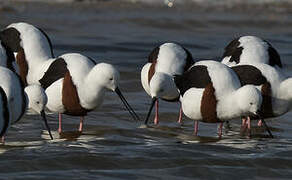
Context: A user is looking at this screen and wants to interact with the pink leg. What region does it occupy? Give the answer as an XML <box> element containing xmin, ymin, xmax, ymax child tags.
<box><xmin>0</xmin><ymin>136</ymin><xmax>4</xmax><ymax>144</ymax></box>
<box><xmin>58</xmin><ymin>113</ymin><xmax>62</xmax><ymax>134</ymax></box>
<box><xmin>177</xmin><ymin>106</ymin><xmax>183</xmax><ymax>124</ymax></box>
<box><xmin>258</xmin><ymin>120</ymin><xmax>263</xmax><ymax>127</ymax></box>
<box><xmin>154</xmin><ymin>99</ymin><xmax>159</xmax><ymax>125</ymax></box>
<box><xmin>247</xmin><ymin>116</ymin><xmax>251</xmax><ymax>137</ymax></box>
<box><xmin>218</xmin><ymin>122</ymin><xmax>223</xmax><ymax>138</ymax></box>
<box><xmin>242</xmin><ymin>117</ymin><xmax>247</xmax><ymax>127</ymax></box>
<box><xmin>193</xmin><ymin>120</ymin><xmax>199</xmax><ymax>136</ymax></box>
<box><xmin>79</xmin><ymin>116</ymin><xmax>84</xmax><ymax>132</ymax></box>
<box><xmin>240</xmin><ymin>117</ymin><xmax>247</xmax><ymax>134</ymax></box>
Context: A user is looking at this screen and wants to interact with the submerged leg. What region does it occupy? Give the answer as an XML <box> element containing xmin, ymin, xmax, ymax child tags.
<box><xmin>194</xmin><ymin>120</ymin><xmax>199</xmax><ymax>136</ymax></box>
<box><xmin>247</xmin><ymin>116</ymin><xmax>251</xmax><ymax>137</ymax></box>
<box><xmin>218</xmin><ymin>122</ymin><xmax>223</xmax><ymax>138</ymax></box>
<box><xmin>58</xmin><ymin>113</ymin><xmax>62</xmax><ymax>134</ymax></box>
<box><xmin>0</xmin><ymin>136</ymin><xmax>4</xmax><ymax>144</ymax></box>
<box><xmin>257</xmin><ymin>120</ymin><xmax>263</xmax><ymax>127</ymax></box>
<box><xmin>79</xmin><ymin>116</ymin><xmax>84</xmax><ymax>132</ymax></box>
<box><xmin>240</xmin><ymin>117</ymin><xmax>247</xmax><ymax>135</ymax></box>
<box><xmin>177</xmin><ymin>105</ymin><xmax>183</xmax><ymax>124</ymax></box>
<box><xmin>154</xmin><ymin>99</ymin><xmax>159</xmax><ymax>125</ymax></box>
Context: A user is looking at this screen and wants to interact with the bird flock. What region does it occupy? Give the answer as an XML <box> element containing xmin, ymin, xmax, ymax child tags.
<box><xmin>0</xmin><ymin>22</ymin><xmax>291</xmax><ymax>143</ymax></box>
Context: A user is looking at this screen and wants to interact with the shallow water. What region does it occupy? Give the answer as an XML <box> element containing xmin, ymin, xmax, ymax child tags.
<box><xmin>0</xmin><ymin>1</ymin><xmax>292</xmax><ymax>179</ymax></box>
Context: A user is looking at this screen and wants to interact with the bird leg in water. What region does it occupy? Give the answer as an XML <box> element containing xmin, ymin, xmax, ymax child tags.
<box><xmin>154</xmin><ymin>99</ymin><xmax>159</xmax><ymax>125</ymax></box>
<box><xmin>79</xmin><ymin>116</ymin><xmax>84</xmax><ymax>132</ymax></box>
<box><xmin>0</xmin><ymin>136</ymin><xmax>4</xmax><ymax>144</ymax></box>
<box><xmin>240</xmin><ymin>117</ymin><xmax>247</xmax><ymax>135</ymax></box>
<box><xmin>257</xmin><ymin>120</ymin><xmax>263</xmax><ymax>127</ymax></box>
<box><xmin>177</xmin><ymin>105</ymin><xmax>183</xmax><ymax>124</ymax></box>
<box><xmin>58</xmin><ymin>113</ymin><xmax>62</xmax><ymax>134</ymax></box>
<box><xmin>218</xmin><ymin>122</ymin><xmax>223</xmax><ymax>138</ymax></box>
<box><xmin>193</xmin><ymin>120</ymin><xmax>199</xmax><ymax>136</ymax></box>
<box><xmin>247</xmin><ymin>116</ymin><xmax>251</xmax><ymax>137</ymax></box>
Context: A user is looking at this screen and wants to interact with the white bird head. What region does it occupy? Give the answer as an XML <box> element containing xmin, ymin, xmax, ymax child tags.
<box><xmin>236</xmin><ymin>85</ymin><xmax>263</xmax><ymax>116</ymax></box>
<box><xmin>149</xmin><ymin>72</ymin><xmax>179</xmax><ymax>99</ymax></box>
<box><xmin>24</xmin><ymin>84</ymin><xmax>53</xmax><ymax>139</ymax></box>
<box><xmin>24</xmin><ymin>84</ymin><xmax>48</xmax><ymax>114</ymax></box>
<box><xmin>92</xmin><ymin>63</ymin><xmax>120</xmax><ymax>92</ymax></box>
<box><xmin>89</xmin><ymin>63</ymin><xmax>139</xmax><ymax>121</ymax></box>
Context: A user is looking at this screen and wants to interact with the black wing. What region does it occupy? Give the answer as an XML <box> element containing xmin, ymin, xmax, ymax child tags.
<box><xmin>222</xmin><ymin>37</ymin><xmax>243</xmax><ymax>64</ymax></box>
<box><xmin>265</xmin><ymin>41</ymin><xmax>282</xmax><ymax>68</ymax></box>
<box><xmin>0</xmin><ymin>27</ymin><xmax>22</xmax><ymax>52</ymax></box>
<box><xmin>39</xmin><ymin>57</ymin><xmax>68</xmax><ymax>89</ymax></box>
<box><xmin>183</xmin><ymin>47</ymin><xmax>195</xmax><ymax>71</ymax></box>
<box><xmin>174</xmin><ymin>65</ymin><xmax>212</xmax><ymax>96</ymax></box>
<box><xmin>231</xmin><ymin>65</ymin><xmax>267</xmax><ymax>86</ymax></box>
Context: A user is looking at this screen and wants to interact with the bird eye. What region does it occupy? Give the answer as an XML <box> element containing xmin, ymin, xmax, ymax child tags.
<box><xmin>36</xmin><ymin>101</ymin><xmax>40</xmax><ymax>104</ymax></box>
<box><xmin>109</xmin><ymin>78</ymin><xmax>113</xmax><ymax>81</ymax></box>
<box><xmin>250</xmin><ymin>102</ymin><xmax>253</xmax><ymax>105</ymax></box>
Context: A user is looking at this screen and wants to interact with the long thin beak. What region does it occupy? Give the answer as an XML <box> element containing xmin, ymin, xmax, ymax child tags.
<box><xmin>115</xmin><ymin>87</ymin><xmax>140</xmax><ymax>121</ymax></box>
<box><xmin>40</xmin><ymin>110</ymin><xmax>53</xmax><ymax>140</ymax></box>
<box><xmin>255</xmin><ymin>110</ymin><xmax>273</xmax><ymax>138</ymax></box>
<box><xmin>144</xmin><ymin>97</ymin><xmax>157</xmax><ymax>125</ymax></box>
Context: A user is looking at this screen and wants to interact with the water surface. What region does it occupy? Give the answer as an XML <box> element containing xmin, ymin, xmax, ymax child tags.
<box><xmin>0</xmin><ymin>1</ymin><xmax>292</xmax><ymax>179</ymax></box>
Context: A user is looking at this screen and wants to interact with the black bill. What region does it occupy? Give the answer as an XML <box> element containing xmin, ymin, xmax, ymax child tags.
<box><xmin>41</xmin><ymin>110</ymin><xmax>53</xmax><ymax>140</ymax></box>
<box><xmin>115</xmin><ymin>87</ymin><xmax>140</xmax><ymax>121</ymax></box>
<box><xmin>255</xmin><ymin>111</ymin><xmax>273</xmax><ymax>138</ymax></box>
<box><xmin>144</xmin><ymin>97</ymin><xmax>157</xmax><ymax>125</ymax></box>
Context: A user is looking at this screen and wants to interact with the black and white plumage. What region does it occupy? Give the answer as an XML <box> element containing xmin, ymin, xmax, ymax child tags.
<box><xmin>231</xmin><ymin>63</ymin><xmax>292</xmax><ymax>119</ymax></box>
<box><xmin>174</xmin><ymin>60</ymin><xmax>264</xmax><ymax>137</ymax></box>
<box><xmin>0</xmin><ymin>22</ymin><xmax>139</xmax><ymax>134</ymax></box>
<box><xmin>0</xmin><ymin>67</ymin><xmax>52</xmax><ymax>142</ymax></box>
<box><xmin>141</xmin><ymin>42</ymin><xmax>194</xmax><ymax>125</ymax></box>
<box><xmin>221</xmin><ymin>36</ymin><xmax>282</xmax><ymax>68</ymax></box>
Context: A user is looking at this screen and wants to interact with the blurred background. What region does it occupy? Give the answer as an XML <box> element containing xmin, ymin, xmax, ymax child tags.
<box><xmin>0</xmin><ymin>0</ymin><xmax>292</xmax><ymax>179</ymax></box>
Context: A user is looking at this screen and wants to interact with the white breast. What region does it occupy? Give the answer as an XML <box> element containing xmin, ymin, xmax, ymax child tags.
<box><xmin>181</xmin><ymin>88</ymin><xmax>204</xmax><ymax>120</ymax></box>
<box><xmin>45</xmin><ymin>78</ymin><xmax>65</xmax><ymax>113</ymax></box>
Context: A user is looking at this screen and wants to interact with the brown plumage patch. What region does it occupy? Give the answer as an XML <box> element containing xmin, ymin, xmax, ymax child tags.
<box><xmin>200</xmin><ymin>83</ymin><xmax>220</xmax><ymax>123</ymax></box>
<box><xmin>62</xmin><ymin>71</ymin><xmax>90</xmax><ymax>116</ymax></box>
<box><xmin>16</xmin><ymin>48</ymin><xmax>28</xmax><ymax>86</ymax></box>
<box><xmin>261</xmin><ymin>82</ymin><xmax>274</xmax><ymax>118</ymax></box>
<box><xmin>147</xmin><ymin>46</ymin><xmax>159</xmax><ymax>84</ymax></box>
<box><xmin>148</xmin><ymin>62</ymin><xmax>156</xmax><ymax>83</ymax></box>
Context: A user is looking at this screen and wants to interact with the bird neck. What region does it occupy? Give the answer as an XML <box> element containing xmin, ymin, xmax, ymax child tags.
<box><xmin>80</xmin><ymin>69</ymin><xmax>107</xmax><ymax>110</ymax></box>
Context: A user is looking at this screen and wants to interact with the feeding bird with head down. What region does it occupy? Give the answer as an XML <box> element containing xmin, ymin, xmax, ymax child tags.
<box><xmin>0</xmin><ymin>22</ymin><xmax>140</xmax><ymax>134</ymax></box>
<box><xmin>0</xmin><ymin>66</ymin><xmax>52</xmax><ymax>143</ymax></box>
<box><xmin>221</xmin><ymin>35</ymin><xmax>284</xmax><ymax>135</ymax></box>
<box><xmin>141</xmin><ymin>42</ymin><xmax>194</xmax><ymax>125</ymax></box>
<box><xmin>230</xmin><ymin>63</ymin><xmax>292</xmax><ymax>136</ymax></box>
<box><xmin>174</xmin><ymin>60</ymin><xmax>272</xmax><ymax>138</ymax></box>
